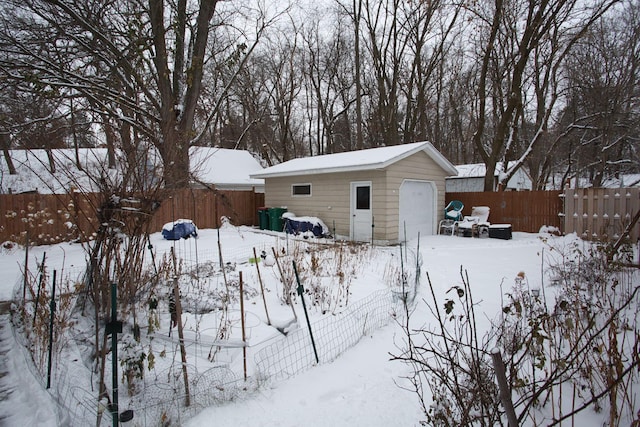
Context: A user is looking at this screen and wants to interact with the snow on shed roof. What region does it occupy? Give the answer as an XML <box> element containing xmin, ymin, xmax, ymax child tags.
<box><xmin>190</xmin><ymin>147</ymin><xmax>264</xmax><ymax>187</ymax></box>
<box><xmin>250</xmin><ymin>141</ymin><xmax>457</xmax><ymax>179</ymax></box>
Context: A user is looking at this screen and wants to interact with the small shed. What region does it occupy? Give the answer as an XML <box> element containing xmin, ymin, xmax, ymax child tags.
<box><xmin>250</xmin><ymin>141</ymin><xmax>457</xmax><ymax>243</ymax></box>
<box><xmin>446</xmin><ymin>162</ymin><xmax>532</xmax><ymax>192</ymax></box>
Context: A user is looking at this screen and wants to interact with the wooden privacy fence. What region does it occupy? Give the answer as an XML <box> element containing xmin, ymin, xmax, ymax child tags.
<box><xmin>446</xmin><ymin>191</ymin><xmax>563</xmax><ymax>233</ymax></box>
<box><xmin>562</xmin><ymin>188</ymin><xmax>640</xmax><ymax>242</ymax></box>
<box><xmin>0</xmin><ymin>191</ymin><xmax>99</xmax><ymax>245</ymax></box>
<box><xmin>148</xmin><ymin>188</ymin><xmax>264</xmax><ymax>232</ymax></box>
<box><xmin>447</xmin><ymin>188</ymin><xmax>640</xmax><ymax>242</ymax></box>
<box><xmin>0</xmin><ymin>188</ymin><xmax>264</xmax><ymax>245</ymax></box>
<box><xmin>4</xmin><ymin>188</ymin><xmax>636</xmax><ymax>245</ymax></box>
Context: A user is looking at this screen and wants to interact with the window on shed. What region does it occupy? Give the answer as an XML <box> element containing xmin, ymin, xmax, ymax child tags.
<box><xmin>356</xmin><ymin>185</ymin><xmax>370</xmax><ymax>209</ymax></box>
<box><xmin>292</xmin><ymin>183</ymin><xmax>312</xmax><ymax>196</ymax></box>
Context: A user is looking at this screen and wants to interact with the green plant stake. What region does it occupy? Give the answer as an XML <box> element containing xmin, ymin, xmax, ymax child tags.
<box><xmin>22</xmin><ymin>229</ymin><xmax>29</xmax><ymax>302</ymax></box>
<box><xmin>105</xmin><ymin>283</ymin><xmax>123</xmax><ymax>426</ymax></box>
<box><xmin>46</xmin><ymin>269</ymin><xmax>56</xmax><ymax>390</ymax></box>
<box><xmin>293</xmin><ymin>261</ymin><xmax>319</xmax><ymax>364</ymax></box>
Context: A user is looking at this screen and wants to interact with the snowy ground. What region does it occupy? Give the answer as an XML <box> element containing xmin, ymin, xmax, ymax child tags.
<box><xmin>0</xmin><ymin>227</ymin><xmax>628</xmax><ymax>426</ymax></box>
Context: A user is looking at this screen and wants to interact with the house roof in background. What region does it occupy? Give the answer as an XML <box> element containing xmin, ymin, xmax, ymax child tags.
<box><xmin>1</xmin><ymin>148</ymin><xmax>112</xmax><ymax>194</ymax></box>
<box><xmin>1</xmin><ymin>147</ymin><xmax>264</xmax><ymax>194</ymax></box>
<box><xmin>447</xmin><ymin>162</ymin><xmax>529</xmax><ymax>179</ymax></box>
<box><xmin>250</xmin><ymin>141</ymin><xmax>457</xmax><ymax>179</ymax></box>
<box><xmin>190</xmin><ymin>147</ymin><xmax>264</xmax><ymax>188</ymax></box>
<box><xmin>601</xmin><ymin>174</ymin><xmax>640</xmax><ymax>188</ymax></box>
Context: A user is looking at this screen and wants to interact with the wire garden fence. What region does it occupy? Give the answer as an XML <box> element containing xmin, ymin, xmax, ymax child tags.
<box><xmin>255</xmin><ymin>289</ymin><xmax>400</xmax><ymax>382</ymax></box>
<box><xmin>10</xmin><ymin>239</ymin><xmax>408</xmax><ymax>426</ymax></box>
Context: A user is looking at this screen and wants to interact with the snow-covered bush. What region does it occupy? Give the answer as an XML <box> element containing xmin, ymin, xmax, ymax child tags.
<box><xmin>279</xmin><ymin>241</ymin><xmax>374</xmax><ymax>314</ymax></box>
<box><xmin>393</xmin><ymin>238</ymin><xmax>640</xmax><ymax>426</ymax></box>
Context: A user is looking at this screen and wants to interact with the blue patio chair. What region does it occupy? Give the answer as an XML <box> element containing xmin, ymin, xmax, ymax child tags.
<box><xmin>444</xmin><ymin>200</ymin><xmax>464</xmax><ymax>221</ymax></box>
<box><xmin>438</xmin><ymin>200</ymin><xmax>464</xmax><ymax>235</ymax></box>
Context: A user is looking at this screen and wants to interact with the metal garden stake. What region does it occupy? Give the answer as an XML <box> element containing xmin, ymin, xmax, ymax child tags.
<box><xmin>46</xmin><ymin>269</ymin><xmax>56</xmax><ymax>390</ymax></box>
<box><xmin>293</xmin><ymin>261</ymin><xmax>319</xmax><ymax>364</ymax></box>
<box><xmin>105</xmin><ymin>283</ymin><xmax>122</xmax><ymax>426</ymax></box>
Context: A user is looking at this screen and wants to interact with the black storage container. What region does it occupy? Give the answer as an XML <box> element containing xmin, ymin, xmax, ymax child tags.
<box><xmin>488</xmin><ymin>224</ymin><xmax>512</xmax><ymax>240</ymax></box>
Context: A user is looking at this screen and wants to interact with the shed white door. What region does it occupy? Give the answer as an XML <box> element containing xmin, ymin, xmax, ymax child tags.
<box><xmin>350</xmin><ymin>181</ymin><xmax>372</xmax><ymax>241</ymax></box>
<box><xmin>399</xmin><ymin>180</ymin><xmax>435</xmax><ymax>241</ymax></box>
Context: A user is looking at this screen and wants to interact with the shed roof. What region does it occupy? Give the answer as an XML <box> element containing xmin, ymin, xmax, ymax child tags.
<box><xmin>251</xmin><ymin>141</ymin><xmax>457</xmax><ymax>178</ymax></box>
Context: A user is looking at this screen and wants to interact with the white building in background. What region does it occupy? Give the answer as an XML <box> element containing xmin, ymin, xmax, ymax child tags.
<box><xmin>601</xmin><ymin>174</ymin><xmax>640</xmax><ymax>188</ymax></box>
<box><xmin>446</xmin><ymin>162</ymin><xmax>533</xmax><ymax>192</ymax></box>
<box><xmin>1</xmin><ymin>146</ymin><xmax>265</xmax><ymax>194</ymax></box>
<box><xmin>189</xmin><ymin>146</ymin><xmax>265</xmax><ymax>192</ymax></box>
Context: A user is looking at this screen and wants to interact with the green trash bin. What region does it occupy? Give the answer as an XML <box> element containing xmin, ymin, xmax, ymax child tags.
<box><xmin>257</xmin><ymin>207</ymin><xmax>270</xmax><ymax>230</ymax></box>
<box><xmin>268</xmin><ymin>207</ymin><xmax>287</xmax><ymax>232</ymax></box>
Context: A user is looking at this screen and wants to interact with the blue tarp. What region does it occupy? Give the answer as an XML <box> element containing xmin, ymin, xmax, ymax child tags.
<box><xmin>284</xmin><ymin>217</ymin><xmax>328</xmax><ymax>238</ymax></box>
<box><xmin>162</xmin><ymin>219</ymin><xmax>198</xmax><ymax>240</ymax></box>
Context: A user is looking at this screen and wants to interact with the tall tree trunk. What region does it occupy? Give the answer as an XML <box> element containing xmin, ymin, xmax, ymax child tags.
<box><xmin>472</xmin><ymin>0</ymin><xmax>502</xmax><ymax>191</ymax></box>
<box><xmin>70</xmin><ymin>97</ymin><xmax>82</xmax><ymax>170</ymax></box>
<box><xmin>1</xmin><ymin>133</ymin><xmax>16</xmax><ymax>175</ymax></box>
<box><xmin>149</xmin><ymin>0</ymin><xmax>218</xmax><ymax>189</ymax></box>
<box><xmin>46</xmin><ymin>148</ymin><xmax>56</xmax><ymax>174</ymax></box>
<box><xmin>353</xmin><ymin>0</ymin><xmax>364</xmax><ymax>150</ymax></box>
<box><xmin>484</xmin><ymin>159</ymin><xmax>496</xmax><ymax>191</ymax></box>
<box><xmin>161</xmin><ymin>129</ymin><xmax>190</xmax><ymax>190</ymax></box>
<box><xmin>102</xmin><ymin>117</ymin><xmax>117</xmax><ymax>169</ymax></box>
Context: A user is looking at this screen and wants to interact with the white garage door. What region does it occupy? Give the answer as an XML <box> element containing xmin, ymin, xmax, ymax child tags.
<box><xmin>399</xmin><ymin>180</ymin><xmax>435</xmax><ymax>242</ymax></box>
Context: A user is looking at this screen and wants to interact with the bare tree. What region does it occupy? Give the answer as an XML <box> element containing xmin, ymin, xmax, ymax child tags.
<box><xmin>398</xmin><ymin>0</ymin><xmax>462</xmax><ymax>147</ymax></box>
<box><xmin>221</xmin><ymin>53</ymin><xmax>280</xmax><ymax>164</ymax></box>
<box><xmin>335</xmin><ymin>0</ymin><xmax>365</xmax><ymax>150</ymax></box>
<box><xmin>361</xmin><ymin>0</ymin><xmax>404</xmax><ymax>147</ymax></box>
<box><xmin>0</xmin><ymin>0</ymin><xmax>273</xmax><ymax>189</ymax></box>
<box><xmin>558</xmin><ymin>3</ymin><xmax>640</xmax><ymax>187</ymax></box>
<box><xmin>468</xmin><ymin>0</ymin><xmax>619</xmax><ymax>191</ymax></box>
<box><xmin>433</xmin><ymin>47</ymin><xmax>478</xmax><ymax>164</ymax></box>
<box><xmin>303</xmin><ymin>13</ymin><xmax>358</xmax><ymax>154</ymax></box>
<box><xmin>352</xmin><ymin>0</ymin><xmax>365</xmax><ymax>150</ymax></box>
<box><xmin>339</xmin><ymin>0</ymin><xmax>463</xmax><ymax>150</ymax></box>
<box><xmin>261</xmin><ymin>28</ymin><xmax>305</xmax><ymax>162</ymax></box>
